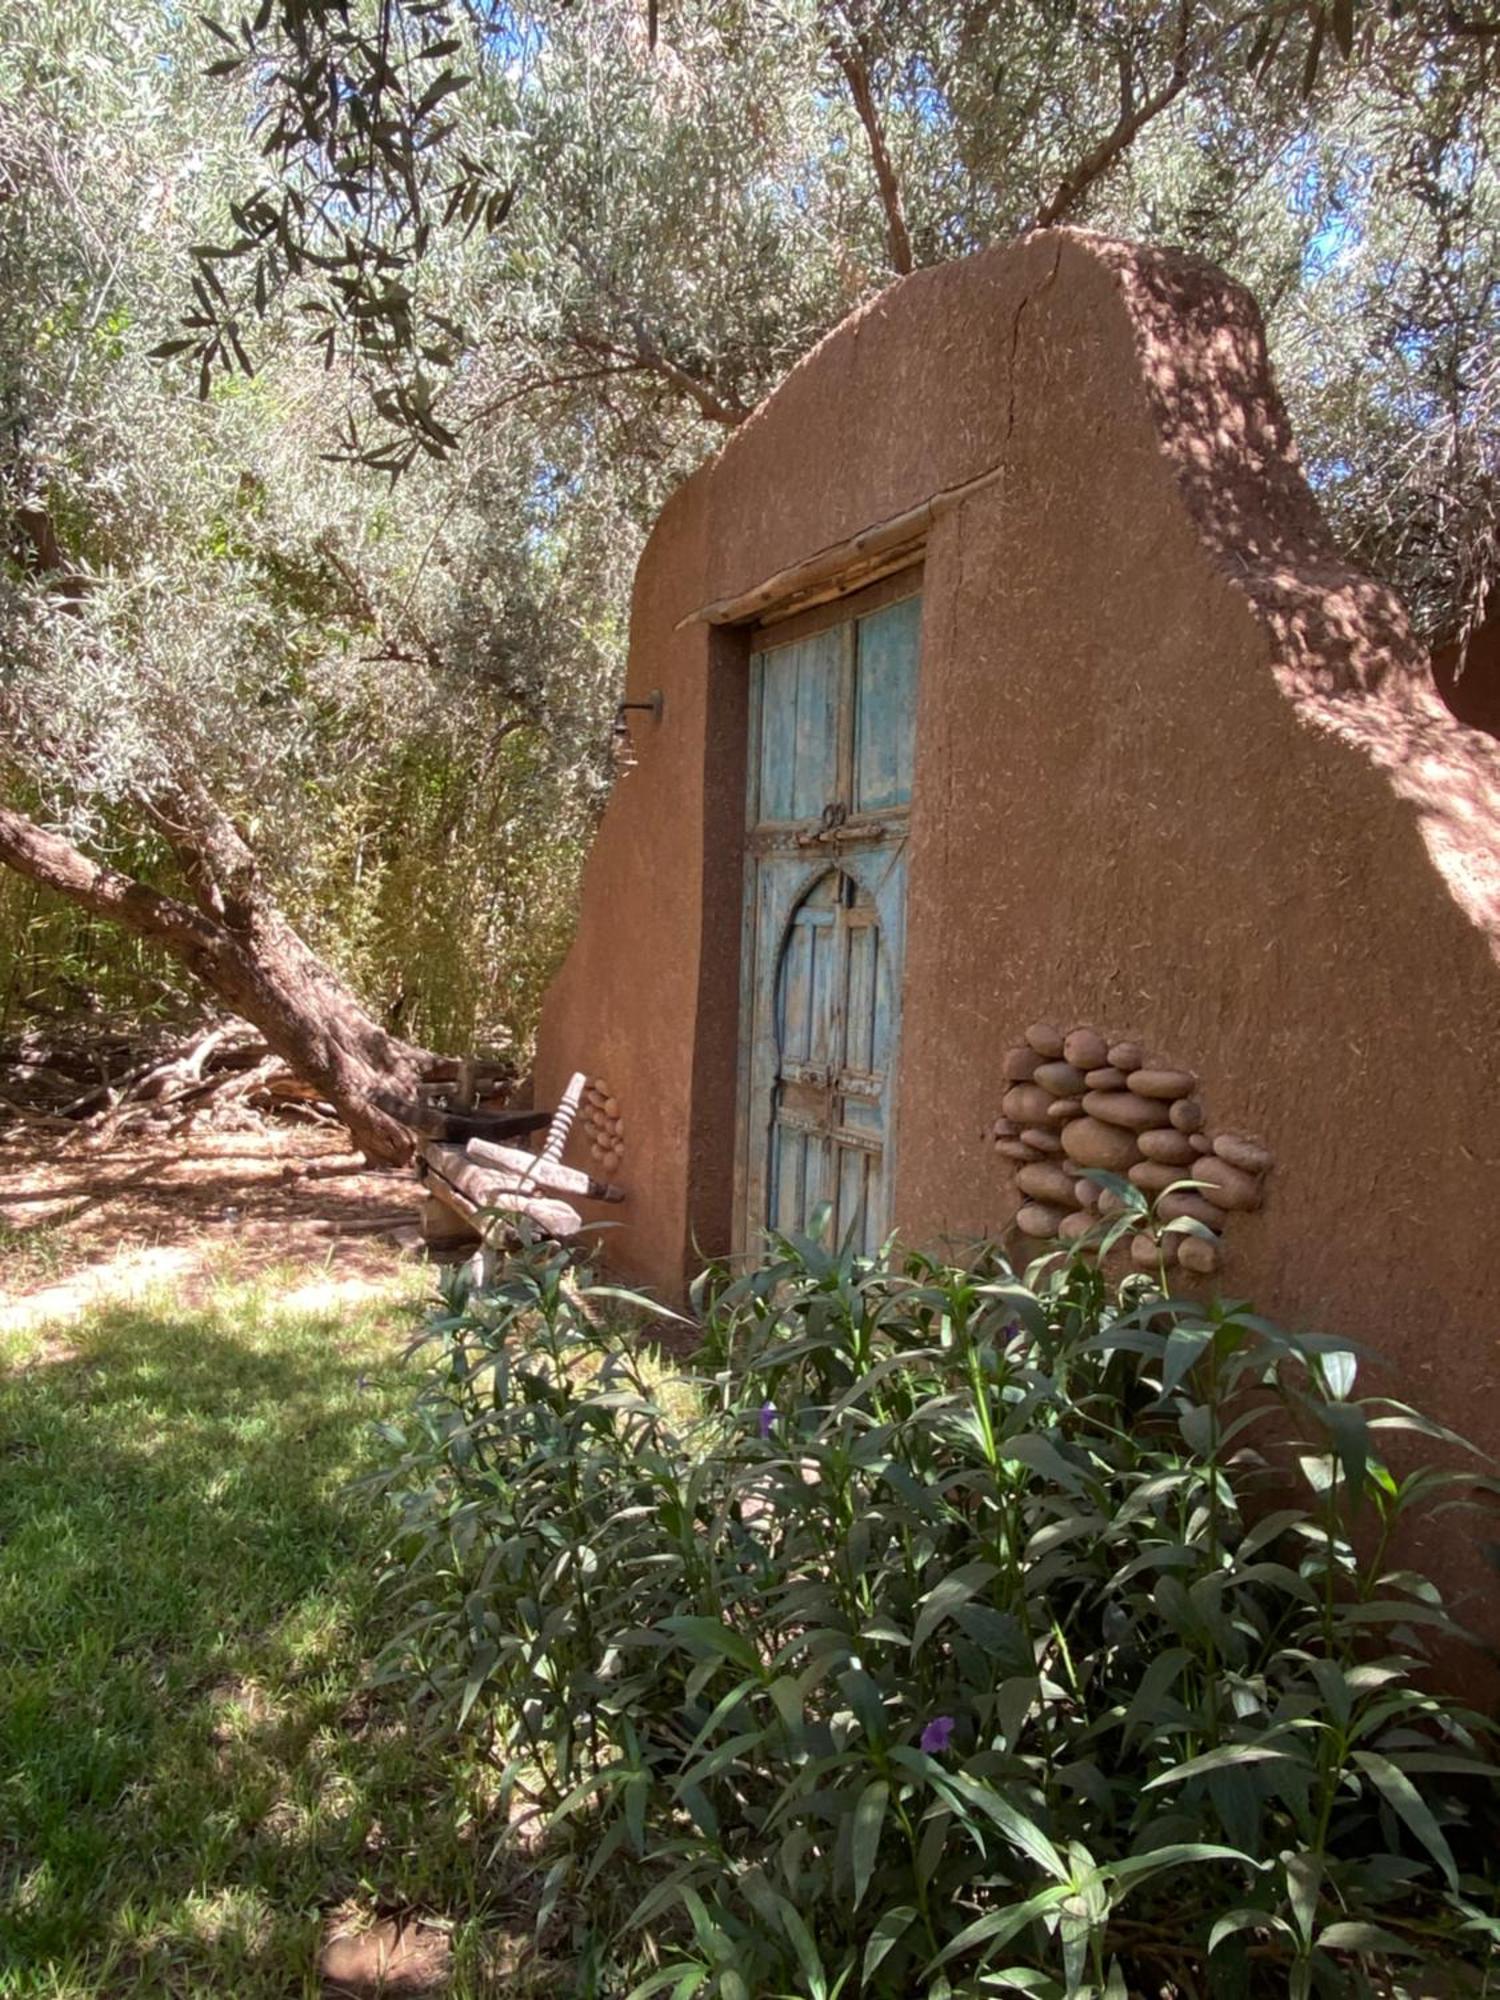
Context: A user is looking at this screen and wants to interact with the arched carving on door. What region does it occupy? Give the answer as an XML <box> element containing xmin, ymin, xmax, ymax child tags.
<box><xmin>765</xmin><ymin>865</ymin><xmax>894</xmax><ymax>1251</ymax></box>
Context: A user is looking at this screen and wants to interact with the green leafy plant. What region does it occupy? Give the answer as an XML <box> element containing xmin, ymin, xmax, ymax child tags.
<box><xmin>370</xmin><ymin>1214</ymin><xmax>1500</xmax><ymax>1997</ymax></box>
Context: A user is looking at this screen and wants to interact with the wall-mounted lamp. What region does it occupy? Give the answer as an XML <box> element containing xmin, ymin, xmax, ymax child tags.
<box><xmin>611</xmin><ymin>688</ymin><xmax>664</xmax><ymax>769</ymax></box>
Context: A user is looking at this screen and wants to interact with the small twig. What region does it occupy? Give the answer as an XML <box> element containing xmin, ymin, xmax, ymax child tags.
<box><xmin>288</xmin><ymin>1156</ymin><xmax>405</xmax><ymax>1181</ymax></box>
<box><xmin>0</xmin><ymin>1094</ymin><xmax>74</xmax><ymax>1131</ymax></box>
<box><xmin>564</xmin><ymin>244</ymin><xmax>751</xmax><ymax>427</ymax></box>
<box><xmin>312</xmin><ymin>1209</ymin><xmax>418</xmax><ymax>1235</ymax></box>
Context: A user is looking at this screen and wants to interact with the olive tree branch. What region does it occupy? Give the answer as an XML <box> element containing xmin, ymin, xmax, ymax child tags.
<box><xmin>829</xmin><ymin>29</ymin><xmax>915</xmax><ymax>276</ymax></box>
<box><xmin>1033</xmin><ymin>1</ymin><xmax>1295</xmax><ymax>229</ymax></box>
<box><xmin>563</xmin><ymin>246</ymin><xmax>750</xmax><ymax>429</ymax></box>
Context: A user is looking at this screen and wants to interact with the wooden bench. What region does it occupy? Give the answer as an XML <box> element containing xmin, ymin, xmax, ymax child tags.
<box><xmin>417</xmin><ymin>1071</ymin><xmax>623</xmax><ymax>1249</ymax></box>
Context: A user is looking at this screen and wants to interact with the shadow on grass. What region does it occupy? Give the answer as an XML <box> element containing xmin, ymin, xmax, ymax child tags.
<box><xmin>0</xmin><ymin>1286</ymin><xmax>549</xmax><ymax>1998</ymax></box>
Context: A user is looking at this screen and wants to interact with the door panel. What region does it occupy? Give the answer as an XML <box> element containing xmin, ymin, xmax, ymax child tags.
<box><xmin>738</xmin><ymin>579</ymin><xmax>921</xmax><ymax>1255</ymax></box>
<box><xmin>753</xmin><ymin>625</ymin><xmax>843</xmax><ymax>826</ymax></box>
<box><xmin>764</xmin><ymin>864</ymin><xmax>903</xmax><ymax>1255</ymax></box>
<box><xmin>852</xmin><ymin>595</ymin><xmax>921</xmax><ymax>816</ymax></box>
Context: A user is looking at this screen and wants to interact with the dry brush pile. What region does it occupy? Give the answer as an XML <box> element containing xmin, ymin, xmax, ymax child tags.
<box><xmin>0</xmin><ymin>1018</ymin><xmax>345</xmax><ymax>1148</ymax></box>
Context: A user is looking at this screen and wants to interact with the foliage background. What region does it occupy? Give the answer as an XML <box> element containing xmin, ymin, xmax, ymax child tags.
<box><xmin>1</xmin><ymin>3</ymin><xmax>635</xmax><ymax>1056</ymax></box>
<box><xmin>2</xmin><ymin>1</ymin><xmax>1496</xmax><ymax>1054</ymax></box>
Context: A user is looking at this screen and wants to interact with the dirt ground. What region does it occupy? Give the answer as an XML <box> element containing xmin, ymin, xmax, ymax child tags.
<box><xmin>0</xmin><ymin>1120</ymin><xmax>465</xmax><ymax>1995</ymax></box>
<box><xmin>0</xmin><ymin>1121</ymin><xmax>430</xmax><ymax>1335</ymax></box>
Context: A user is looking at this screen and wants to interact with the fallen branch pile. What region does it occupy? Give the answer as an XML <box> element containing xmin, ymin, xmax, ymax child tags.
<box><xmin>0</xmin><ymin>1017</ymin><xmax>345</xmax><ymax>1145</ymax></box>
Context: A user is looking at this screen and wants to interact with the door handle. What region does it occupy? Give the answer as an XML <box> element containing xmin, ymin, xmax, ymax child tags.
<box><xmin>795</xmin><ymin>812</ymin><xmax>888</xmax><ymax>849</ymax></box>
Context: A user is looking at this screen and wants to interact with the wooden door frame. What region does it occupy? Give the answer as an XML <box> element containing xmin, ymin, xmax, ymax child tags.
<box><xmin>731</xmin><ymin>565</ymin><xmax>923</xmax><ymax>1262</ymax></box>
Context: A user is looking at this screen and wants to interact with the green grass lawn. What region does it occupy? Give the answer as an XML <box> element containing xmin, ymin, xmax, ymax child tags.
<box><xmin>0</xmin><ymin>1262</ymin><xmax>541</xmax><ymax>1998</ymax></box>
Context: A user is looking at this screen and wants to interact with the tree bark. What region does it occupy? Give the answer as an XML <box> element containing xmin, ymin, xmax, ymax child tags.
<box><xmin>831</xmin><ymin>37</ymin><xmax>914</xmax><ymax>277</ymax></box>
<box><xmin>0</xmin><ymin>800</ymin><xmax>441</xmax><ymax>1163</ymax></box>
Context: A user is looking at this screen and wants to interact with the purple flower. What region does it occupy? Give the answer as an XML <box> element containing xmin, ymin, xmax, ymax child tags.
<box><xmin>757</xmin><ymin>1400</ymin><xmax>778</xmax><ymax>1440</ymax></box>
<box><xmin>920</xmin><ymin>1714</ymin><xmax>956</xmax><ymax>1755</ymax></box>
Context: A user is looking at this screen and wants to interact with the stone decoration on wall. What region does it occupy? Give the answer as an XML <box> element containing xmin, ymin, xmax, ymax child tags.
<box><xmin>990</xmin><ymin>1022</ymin><xmax>1273</xmax><ymax>1275</ymax></box>
<box><xmin>582</xmin><ymin>1079</ymin><xmax>625</xmax><ymax>1175</ymax></box>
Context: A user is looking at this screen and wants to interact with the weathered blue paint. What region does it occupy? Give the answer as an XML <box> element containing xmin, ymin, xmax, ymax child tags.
<box><xmin>753</xmin><ymin>624</ymin><xmax>841</xmax><ymax>825</ymax></box>
<box><xmin>737</xmin><ymin>583</ymin><xmax>922</xmax><ymax>1254</ymax></box>
<box><xmin>854</xmin><ymin>595</ymin><xmax>921</xmax><ymax>815</ymax></box>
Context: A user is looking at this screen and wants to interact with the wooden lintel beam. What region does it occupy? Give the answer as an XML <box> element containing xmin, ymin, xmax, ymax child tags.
<box><xmin>678</xmin><ymin>463</ymin><xmax>1003</xmax><ymax>630</ymax></box>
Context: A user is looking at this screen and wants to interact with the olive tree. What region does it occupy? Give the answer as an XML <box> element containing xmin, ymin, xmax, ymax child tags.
<box><xmin>3</xmin><ymin>0</ymin><xmax>1495</xmax><ymax>1158</ymax></box>
<box><xmin>0</xmin><ymin>2</ymin><xmax>629</xmax><ymax>1154</ymax></box>
<box><xmin>181</xmin><ymin>0</ymin><xmax>1497</xmax><ymax>642</ymax></box>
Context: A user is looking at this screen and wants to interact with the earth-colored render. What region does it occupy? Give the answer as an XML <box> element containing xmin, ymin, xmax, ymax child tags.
<box><xmin>535</xmin><ymin>229</ymin><xmax>1500</xmax><ymax>1649</ymax></box>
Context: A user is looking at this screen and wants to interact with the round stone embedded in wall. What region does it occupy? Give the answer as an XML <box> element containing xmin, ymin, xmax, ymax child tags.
<box><xmin>1058</xmin><ymin>1211</ymin><xmax>1095</xmax><ymax>1243</ymax></box>
<box><xmin>1214</xmin><ymin>1133</ymin><xmax>1275</xmax><ymax>1175</ymax></box>
<box><xmin>1084</xmin><ymin>1066</ymin><xmax>1127</xmax><ymax>1091</ymax></box>
<box><xmin>996</xmin><ymin>1139</ymin><xmax>1034</xmax><ymax>1162</ymax></box>
<box><xmin>1025</xmin><ymin>1022</ymin><xmax>1067</xmax><ymax>1058</ymax></box>
<box><xmin>1107</xmin><ymin>1041</ymin><xmax>1144</xmax><ymax>1073</ymax></box>
<box><xmin>1019</xmin><ymin>1125</ymin><xmax>1064</xmax><ymax>1154</ymax></box>
<box><xmin>1063</xmin><ymin>1026</ymin><xmax>1109</xmax><ymax>1069</ymax></box>
<box><xmin>1002</xmin><ymin>1083</ymin><xmax>1053</xmax><ymax>1124</ymax></box>
<box><xmin>1046</xmin><ymin>1098</ymin><xmax>1085</xmax><ymax>1123</ymax></box>
<box><xmin>1131</xmin><ymin>1232</ymin><xmax>1178</xmax><ymax>1269</ymax></box>
<box><xmin>1127</xmin><ymin>1068</ymin><xmax>1196</xmax><ymax>1100</ymax></box>
<box><xmin>1158</xmin><ymin>1191</ymin><xmax>1223</xmax><ymax>1229</ymax></box>
<box><xmin>1177</xmin><ymin>1235</ymin><xmax>1221</xmax><ymax>1276</ymax></box>
<box><xmin>1169</xmin><ymin>1096</ymin><xmax>1206</xmax><ymax>1133</ymax></box>
<box><xmin>1137</xmin><ymin>1128</ymin><xmax>1197</xmax><ymax>1165</ymax></box>
<box><xmin>1016</xmin><ymin>1200</ymin><xmax>1068</xmax><ymax>1238</ymax></box>
<box><xmin>1128</xmin><ymin>1159</ymin><xmax>1179</xmax><ymax>1195</ymax></box>
<box><xmin>1193</xmin><ymin>1155</ymin><xmax>1264</xmax><ymax>1212</ymax></box>
<box><xmin>1017</xmin><ymin>1162</ymin><xmax>1080</xmax><ymax>1207</ymax></box>
<box><xmin>1003</xmin><ymin>1045</ymin><xmax>1042</xmax><ymax>1081</ymax></box>
<box><xmin>1060</xmin><ymin>1116</ymin><xmax>1139</xmax><ymax>1173</ymax></box>
<box><xmin>1189</xmin><ymin>1132</ymin><xmax>1213</xmax><ymax>1154</ymax></box>
<box><xmin>1034</xmin><ymin>1060</ymin><xmax>1088</xmax><ymax>1097</ymax></box>
<box><xmin>1082</xmin><ymin>1089</ymin><xmax>1171</xmax><ymax>1132</ymax></box>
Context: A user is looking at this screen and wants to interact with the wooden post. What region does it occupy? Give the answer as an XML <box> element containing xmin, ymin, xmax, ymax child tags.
<box><xmin>540</xmin><ymin>1070</ymin><xmax>586</xmax><ymax>1164</ymax></box>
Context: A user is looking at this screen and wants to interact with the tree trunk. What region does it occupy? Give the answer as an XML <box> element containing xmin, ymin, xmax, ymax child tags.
<box><xmin>0</xmin><ymin>800</ymin><xmax>442</xmax><ymax>1163</ymax></box>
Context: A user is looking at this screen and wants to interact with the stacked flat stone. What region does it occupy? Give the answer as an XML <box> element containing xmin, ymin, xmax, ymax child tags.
<box><xmin>582</xmin><ymin>1079</ymin><xmax>625</xmax><ymax>1173</ymax></box>
<box><xmin>990</xmin><ymin>1021</ymin><xmax>1275</xmax><ymax>1275</ymax></box>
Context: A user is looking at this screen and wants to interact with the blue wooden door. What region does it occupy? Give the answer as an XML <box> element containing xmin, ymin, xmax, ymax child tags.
<box><xmin>737</xmin><ymin>582</ymin><xmax>921</xmax><ymax>1254</ymax></box>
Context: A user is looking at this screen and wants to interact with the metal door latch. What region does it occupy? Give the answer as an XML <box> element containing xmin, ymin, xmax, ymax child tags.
<box><xmin>796</xmin><ymin>800</ymin><xmax>887</xmax><ymax>848</ymax></box>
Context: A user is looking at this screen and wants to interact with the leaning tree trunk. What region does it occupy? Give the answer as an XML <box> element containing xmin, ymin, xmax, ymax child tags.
<box><xmin>0</xmin><ymin>800</ymin><xmax>445</xmax><ymax>1163</ymax></box>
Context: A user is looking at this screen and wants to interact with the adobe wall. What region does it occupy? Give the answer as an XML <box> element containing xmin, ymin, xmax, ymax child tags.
<box><xmin>535</xmin><ymin>231</ymin><xmax>1500</xmax><ymax>1637</ymax></box>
